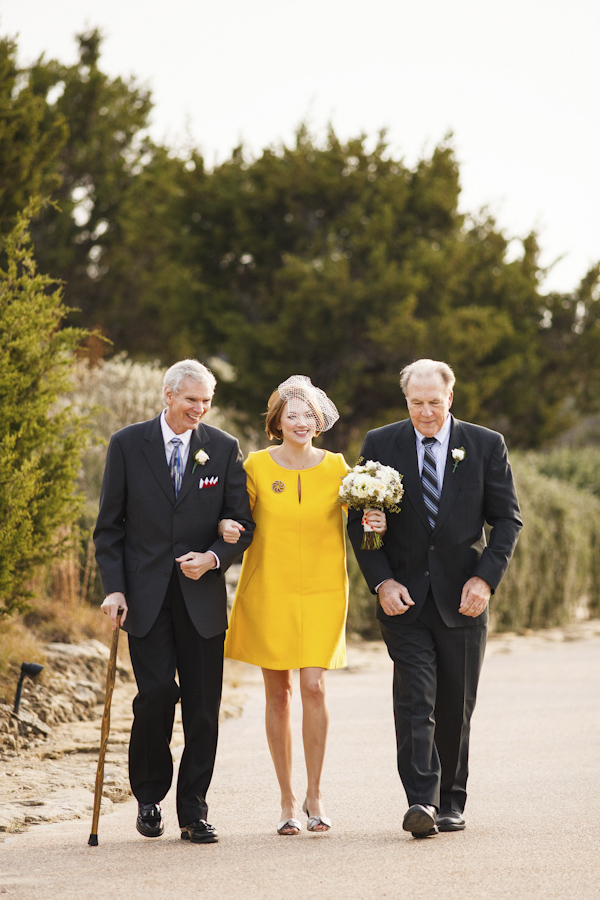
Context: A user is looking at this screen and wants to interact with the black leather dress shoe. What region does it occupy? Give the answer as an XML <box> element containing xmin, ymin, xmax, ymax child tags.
<box><xmin>412</xmin><ymin>826</ymin><xmax>439</xmax><ymax>839</ymax></box>
<box><xmin>436</xmin><ymin>810</ymin><xmax>466</xmax><ymax>831</ymax></box>
<box><xmin>402</xmin><ymin>804</ymin><xmax>438</xmax><ymax>837</ymax></box>
<box><xmin>180</xmin><ymin>819</ymin><xmax>219</xmax><ymax>844</ymax></box>
<box><xmin>136</xmin><ymin>803</ymin><xmax>164</xmax><ymax>838</ymax></box>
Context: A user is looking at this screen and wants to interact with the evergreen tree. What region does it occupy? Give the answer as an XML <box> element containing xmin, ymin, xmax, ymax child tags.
<box><xmin>0</xmin><ymin>207</ymin><xmax>88</xmax><ymax>616</ymax></box>
<box><xmin>173</xmin><ymin>128</ymin><xmax>600</xmax><ymax>449</ymax></box>
<box><xmin>0</xmin><ymin>36</ymin><xmax>67</xmax><ymax>244</ymax></box>
<box><xmin>27</xmin><ymin>30</ymin><xmax>156</xmax><ymax>331</ymax></box>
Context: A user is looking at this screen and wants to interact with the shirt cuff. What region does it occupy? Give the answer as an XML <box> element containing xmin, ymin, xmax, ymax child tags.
<box><xmin>208</xmin><ymin>550</ymin><xmax>220</xmax><ymax>570</ymax></box>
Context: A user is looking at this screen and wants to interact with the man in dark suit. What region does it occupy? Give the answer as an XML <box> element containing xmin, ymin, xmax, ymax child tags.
<box><xmin>348</xmin><ymin>359</ymin><xmax>522</xmax><ymax>838</ymax></box>
<box><xmin>94</xmin><ymin>359</ymin><xmax>254</xmax><ymax>844</ymax></box>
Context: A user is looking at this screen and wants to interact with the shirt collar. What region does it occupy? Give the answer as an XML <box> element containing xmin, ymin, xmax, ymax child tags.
<box><xmin>414</xmin><ymin>413</ymin><xmax>452</xmax><ymax>446</ymax></box>
<box><xmin>160</xmin><ymin>410</ymin><xmax>194</xmax><ymax>450</ymax></box>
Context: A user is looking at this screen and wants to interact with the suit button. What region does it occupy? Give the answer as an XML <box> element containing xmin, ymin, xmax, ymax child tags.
<box><xmin>165</xmin><ymin>572</ymin><xmax>170</xmax><ymax>577</ymax></box>
<box><xmin>424</xmin><ymin>571</ymin><xmax>429</xmax><ymax>577</ymax></box>
<box><xmin>429</xmin><ymin>545</ymin><xmax>435</xmax><ymax>551</ymax></box>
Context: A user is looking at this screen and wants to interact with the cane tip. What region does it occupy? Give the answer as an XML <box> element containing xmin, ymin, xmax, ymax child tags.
<box><xmin>88</xmin><ymin>833</ymin><xmax>98</xmax><ymax>846</ymax></box>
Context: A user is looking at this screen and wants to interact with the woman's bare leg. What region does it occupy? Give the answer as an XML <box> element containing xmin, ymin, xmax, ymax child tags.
<box><xmin>300</xmin><ymin>667</ymin><xmax>330</xmax><ymax>829</ymax></box>
<box><xmin>262</xmin><ymin>668</ymin><xmax>297</xmax><ymax>832</ymax></box>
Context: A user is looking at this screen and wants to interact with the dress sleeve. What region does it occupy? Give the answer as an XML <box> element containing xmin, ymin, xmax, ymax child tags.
<box><xmin>244</xmin><ymin>452</ymin><xmax>258</xmax><ymax>512</ymax></box>
<box><xmin>337</xmin><ymin>453</ymin><xmax>349</xmax><ymax>515</ymax></box>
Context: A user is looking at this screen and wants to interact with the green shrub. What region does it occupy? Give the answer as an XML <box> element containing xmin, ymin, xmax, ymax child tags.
<box><xmin>492</xmin><ymin>460</ymin><xmax>600</xmax><ymax>630</ymax></box>
<box><xmin>522</xmin><ymin>447</ymin><xmax>600</xmax><ymax>498</ymax></box>
<box><xmin>0</xmin><ymin>208</ymin><xmax>88</xmax><ymax>617</ymax></box>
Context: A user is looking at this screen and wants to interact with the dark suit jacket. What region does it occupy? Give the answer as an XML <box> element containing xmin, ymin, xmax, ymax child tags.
<box><xmin>347</xmin><ymin>416</ymin><xmax>522</xmax><ymax>629</ymax></box>
<box><xmin>94</xmin><ymin>415</ymin><xmax>254</xmax><ymax>639</ymax></box>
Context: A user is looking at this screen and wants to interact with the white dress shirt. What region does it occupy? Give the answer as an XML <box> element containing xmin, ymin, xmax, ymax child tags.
<box><xmin>160</xmin><ymin>410</ymin><xmax>220</xmax><ymax>570</ymax></box>
<box><xmin>376</xmin><ymin>414</ymin><xmax>452</xmax><ymax>593</ymax></box>
<box><xmin>160</xmin><ymin>410</ymin><xmax>193</xmax><ymax>467</ymax></box>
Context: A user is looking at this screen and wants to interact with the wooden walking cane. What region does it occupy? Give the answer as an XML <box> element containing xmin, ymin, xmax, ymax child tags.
<box><xmin>88</xmin><ymin>616</ymin><xmax>121</xmax><ymax>846</ymax></box>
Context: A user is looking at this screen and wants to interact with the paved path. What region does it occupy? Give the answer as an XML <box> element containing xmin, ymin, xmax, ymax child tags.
<box><xmin>1</xmin><ymin>632</ymin><xmax>599</xmax><ymax>899</ymax></box>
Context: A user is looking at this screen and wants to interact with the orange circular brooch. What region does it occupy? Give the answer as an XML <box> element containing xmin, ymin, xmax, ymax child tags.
<box><xmin>271</xmin><ymin>480</ymin><xmax>285</xmax><ymax>493</ymax></box>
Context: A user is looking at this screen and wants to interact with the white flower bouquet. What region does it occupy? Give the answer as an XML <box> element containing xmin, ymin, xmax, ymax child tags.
<box><xmin>339</xmin><ymin>459</ymin><xmax>404</xmax><ymax>549</ymax></box>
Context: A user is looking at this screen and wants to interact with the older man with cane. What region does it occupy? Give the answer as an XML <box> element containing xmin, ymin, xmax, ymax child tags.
<box><xmin>94</xmin><ymin>359</ymin><xmax>254</xmax><ymax>844</ymax></box>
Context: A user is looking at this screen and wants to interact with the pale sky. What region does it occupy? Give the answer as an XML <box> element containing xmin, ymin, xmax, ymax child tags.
<box><xmin>2</xmin><ymin>0</ymin><xmax>599</xmax><ymax>294</ymax></box>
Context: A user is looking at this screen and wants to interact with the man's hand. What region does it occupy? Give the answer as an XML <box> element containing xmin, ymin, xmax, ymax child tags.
<box><xmin>101</xmin><ymin>592</ymin><xmax>128</xmax><ymax>629</ymax></box>
<box><xmin>218</xmin><ymin>518</ymin><xmax>245</xmax><ymax>544</ymax></box>
<box><xmin>378</xmin><ymin>579</ymin><xmax>415</xmax><ymax>616</ymax></box>
<box><xmin>176</xmin><ymin>551</ymin><xmax>217</xmax><ymax>580</ymax></box>
<box><xmin>459</xmin><ymin>576</ymin><xmax>491</xmax><ymax>617</ymax></box>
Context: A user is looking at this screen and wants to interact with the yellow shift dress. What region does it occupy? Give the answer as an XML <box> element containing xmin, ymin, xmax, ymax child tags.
<box><xmin>224</xmin><ymin>449</ymin><xmax>349</xmax><ymax>670</ymax></box>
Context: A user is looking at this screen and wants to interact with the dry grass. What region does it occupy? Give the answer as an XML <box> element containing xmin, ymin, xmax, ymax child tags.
<box><xmin>22</xmin><ymin>594</ymin><xmax>105</xmax><ymax>644</ymax></box>
<box><xmin>0</xmin><ymin>617</ymin><xmax>46</xmax><ymax>704</ymax></box>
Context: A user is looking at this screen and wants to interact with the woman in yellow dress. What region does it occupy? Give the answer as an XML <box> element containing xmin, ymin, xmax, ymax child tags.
<box><xmin>221</xmin><ymin>376</ymin><xmax>386</xmax><ymax>835</ymax></box>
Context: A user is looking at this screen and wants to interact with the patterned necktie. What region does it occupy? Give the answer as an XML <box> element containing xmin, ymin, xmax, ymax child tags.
<box><xmin>170</xmin><ymin>437</ymin><xmax>183</xmax><ymax>498</ymax></box>
<box><xmin>421</xmin><ymin>437</ymin><xmax>439</xmax><ymax>530</ymax></box>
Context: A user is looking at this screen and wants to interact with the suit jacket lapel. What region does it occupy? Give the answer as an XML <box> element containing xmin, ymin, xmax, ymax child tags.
<box><xmin>395</xmin><ymin>421</ymin><xmax>430</xmax><ymax>532</ymax></box>
<box><xmin>177</xmin><ymin>424</ymin><xmax>212</xmax><ymax>504</ymax></box>
<box><xmin>142</xmin><ymin>415</ymin><xmax>175</xmax><ymax>504</ymax></box>
<box><xmin>434</xmin><ymin>417</ymin><xmax>468</xmax><ymax>533</ymax></box>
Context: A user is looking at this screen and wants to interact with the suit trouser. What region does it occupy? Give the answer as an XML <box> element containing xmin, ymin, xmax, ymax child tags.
<box><xmin>128</xmin><ymin>569</ymin><xmax>224</xmax><ymax>826</ymax></box>
<box><xmin>380</xmin><ymin>590</ymin><xmax>487</xmax><ymax>813</ymax></box>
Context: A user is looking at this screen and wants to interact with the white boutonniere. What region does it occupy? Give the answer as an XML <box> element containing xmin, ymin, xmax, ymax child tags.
<box><xmin>192</xmin><ymin>449</ymin><xmax>210</xmax><ymax>473</ymax></box>
<box><xmin>451</xmin><ymin>447</ymin><xmax>466</xmax><ymax>473</ymax></box>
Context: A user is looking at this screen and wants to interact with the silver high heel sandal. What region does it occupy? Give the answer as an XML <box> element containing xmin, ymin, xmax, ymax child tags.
<box><xmin>302</xmin><ymin>799</ymin><xmax>331</xmax><ymax>832</ymax></box>
<box><xmin>277</xmin><ymin>817</ymin><xmax>301</xmax><ymax>835</ymax></box>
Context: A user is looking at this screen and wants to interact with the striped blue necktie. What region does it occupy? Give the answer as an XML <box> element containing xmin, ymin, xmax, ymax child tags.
<box><xmin>170</xmin><ymin>437</ymin><xmax>183</xmax><ymax>497</ymax></box>
<box><xmin>421</xmin><ymin>437</ymin><xmax>439</xmax><ymax>530</ymax></box>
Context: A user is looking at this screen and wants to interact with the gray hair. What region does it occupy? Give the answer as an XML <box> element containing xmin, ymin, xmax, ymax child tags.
<box><xmin>163</xmin><ymin>359</ymin><xmax>217</xmax><ymax>395</ymax></box>
<box><xmin>399</xmin><ymin>359</ymin><xmax>455</xmax><ymax>396</ymax></box>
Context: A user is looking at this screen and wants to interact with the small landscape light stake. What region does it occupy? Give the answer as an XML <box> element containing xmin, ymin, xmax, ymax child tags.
<box><xmin>12</xmin><ymin>662</ymin><xmax>44</xmax><ymax>717</ymax></box>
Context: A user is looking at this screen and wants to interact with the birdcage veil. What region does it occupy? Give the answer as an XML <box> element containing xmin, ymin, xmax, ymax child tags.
<box><xmin>277</xmin><ymin>375</ymin><xmax>339</xmax><ymax>432</ymax></box>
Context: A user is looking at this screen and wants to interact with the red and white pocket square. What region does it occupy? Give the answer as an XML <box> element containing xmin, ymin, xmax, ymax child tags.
<box><xmin>198</xmin><ymin>475</ymin><xmax>219</xmax><ymax>489</ymax></box>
